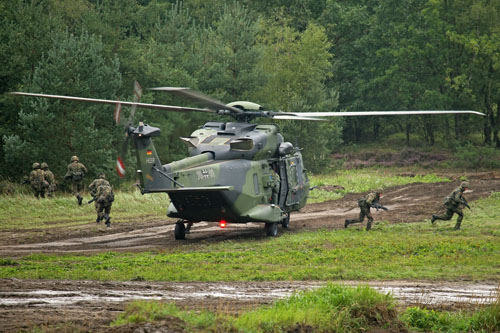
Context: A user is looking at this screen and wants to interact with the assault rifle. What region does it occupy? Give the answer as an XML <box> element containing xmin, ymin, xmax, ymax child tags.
<box><xmin>371</xmin><ymin>202</ymin><xmax>389</xmax><ymax>211</ymax></box>
<box><xmin>88</xmin><ymin>196</ymin><xmax>97</xmax><ymax>204</ymax></box>
<box><xmin>462</xmin><ymin>198</ymin><xmax>471</xmax><ymax>210</ymax></box>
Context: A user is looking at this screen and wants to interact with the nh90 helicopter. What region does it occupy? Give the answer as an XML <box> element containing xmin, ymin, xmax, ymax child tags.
<box><xmin>11</xmin><ymin>85</ymin><xmax>484</xmax><ymax>239</ymax></box>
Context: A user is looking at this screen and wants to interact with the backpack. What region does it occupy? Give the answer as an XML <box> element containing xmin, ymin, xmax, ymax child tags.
<box><xmin>97</xmin><ymin>185</ymin><xmax>114</xmax><ymax>204</ymax></box>
<box><xmin>69</xmin><ymin>163</ymin><xmax>84</xmax><ymax>181</ymax></box>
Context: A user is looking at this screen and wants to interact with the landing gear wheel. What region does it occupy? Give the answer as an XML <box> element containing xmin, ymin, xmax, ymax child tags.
<box><xmin>174</xmin><ymin>220</ymin><xmax>186</xmax><ymax>240</ymax></box>
<box><xmin>281</xmin><ymin>213</ymin><xmax>290</xmax><ymax>229</ymax></box>
<box><xmin>265</xmin><ymin>222</ymin><xmax>278</xmax><ymax>237</ymax></box>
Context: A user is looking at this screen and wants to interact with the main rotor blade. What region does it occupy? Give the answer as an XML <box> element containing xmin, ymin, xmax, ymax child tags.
<box><xmin>283</xmin><ymin>110</ymin><xmax>485</xmax><ymax>117</ymax></box>
<box><xmin>150</xmin><ymin>87</ymin><xmax>243</xmax><ymax>114</ymax></box>
<box><xmin>272</xmin><ymin>115</ymin><xmax>326</xmax><ymax>121</ymax></box>
<box><xmin>10</xmin><ymin>92</ymin><xmax>216</xmax><ymax>114</ymax></box>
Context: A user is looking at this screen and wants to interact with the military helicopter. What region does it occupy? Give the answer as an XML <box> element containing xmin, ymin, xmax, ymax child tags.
<box><xmin>11</xmin><ymin>85</ymin><xmax>484</xmax><ymax>239</ymax></box>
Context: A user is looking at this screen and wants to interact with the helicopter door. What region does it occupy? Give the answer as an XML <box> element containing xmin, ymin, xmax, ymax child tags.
<box><xmin>277</xmin><ymin>161</ymin><xmax>288</xmax><ymax>207</ymax></box>
<box><xmin>284</xmin><ymin>157</ymin><xmax>301</xmax><ymax>206</ymax></box>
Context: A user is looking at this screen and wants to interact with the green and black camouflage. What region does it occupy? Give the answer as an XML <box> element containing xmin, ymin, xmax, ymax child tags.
<box><xmin>345</xmin><ymin>192</ymin><xmax>382</xmax><ymax>230</ymax></box>
<box><xmin>65</xmin><ymin>156</ymin><xmax>87</xmax><ymax>205</ymax></box>
<box><xmin>29</xmin><ymin>162</ymin><xmax>47</xmax><ymax>198</ymax></box>
<box><xmin>432</xmin><ymin>182</ymin><xmax>470</xmax><ymax>230</ymax></box>
<box><xmin>131</xmin><ymin>121</ymin><xmax>309</xmax><ymax>239</ymax></box>
<box><xmin>41</xmin><ymin>162</ymin><xmax>56</xmax><ymax>197</ymax></box>
<box><xmin>89</xmin><ymin>174</ymin><xmax>113</xmax><ymax>226</ymax></box>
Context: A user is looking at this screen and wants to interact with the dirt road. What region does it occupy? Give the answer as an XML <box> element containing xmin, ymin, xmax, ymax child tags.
<box><xmin>0</xmin><ymin>176</ymin><xmax>499</xmax><ymax>332</ymax></box>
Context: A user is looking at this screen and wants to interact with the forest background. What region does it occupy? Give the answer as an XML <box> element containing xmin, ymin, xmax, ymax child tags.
<box><xmin>1</xmin><ymin>0</ymin><xmax>500</xmax><ymax>183</ymax></box>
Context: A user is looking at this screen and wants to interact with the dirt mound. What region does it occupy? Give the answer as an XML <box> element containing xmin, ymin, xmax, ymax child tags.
<box><xmin>334</xmin><ymin>148</ymin><xmax>451</xmax><ymax>169</ymax></box>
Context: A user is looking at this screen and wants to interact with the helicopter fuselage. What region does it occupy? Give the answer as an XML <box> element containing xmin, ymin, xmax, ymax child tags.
<box><xmin>133</xmin><ymin>121</ymin><xmax>309</xmax><ymax>224</ymax></box>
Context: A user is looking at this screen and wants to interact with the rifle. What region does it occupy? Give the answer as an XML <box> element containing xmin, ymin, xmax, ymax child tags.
<box><xmin>462</xmin><ymin>198</ymin><xmax>471</xmax><ymax>210</ymax></box>
<box><xmin>371</xmin><ymin>202</ymin><xmax>389</xmax><ymax>211</ymax></box>
<box><xmin>88</xmin><ymin>197</ymin><xmax>96</xmax><ymax>204</ymax></box>
<box><xmin>21</xmin><ymin>179</ymin><xmax>29</xmax><ymax>185</ymax></box>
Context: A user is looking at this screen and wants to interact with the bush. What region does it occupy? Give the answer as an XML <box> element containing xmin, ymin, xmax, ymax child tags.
<box><xmin>454</xmin><ymin>144</ymin><xmax>500</xmax><ymax>169</ymax></box>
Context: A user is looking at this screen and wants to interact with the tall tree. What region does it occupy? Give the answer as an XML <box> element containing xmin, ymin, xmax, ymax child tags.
<box><xmin>3</xmin><ymin>31</ymin><xmax>122</xmax><ymax>180</ymax></box>
<box><xmin>256</xmin><ymin>21</ymin><xmax>342</xmax><ymax>172</ymax></box>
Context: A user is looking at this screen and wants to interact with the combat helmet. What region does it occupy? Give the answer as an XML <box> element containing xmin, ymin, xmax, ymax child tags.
<box><xmin>32</xmin><ymin>162</ymin><xmax>40</xmax><ymax>170</ymax></box>
<box><xmin>41</xmin><ymin>162</ymin><xmax>48</xmax><ymax>170</ymax></box>
<box><xmin>71</xmin><ymin>155</ymin><xmax>79</xmax><ymax>162</ymax></box>
<box><xmin>460</xmin><ymin>181</ymin><xmax>470</xmax><ymax>190</ymax></box>
<box><xmin>98</xmin><ymin>173</ymin><xmax>106</xmax><ymax>179</ymax></box>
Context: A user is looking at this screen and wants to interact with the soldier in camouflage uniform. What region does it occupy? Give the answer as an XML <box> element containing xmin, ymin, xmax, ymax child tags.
<box><xmin>94</xmin><ymin>175</ymin><xmax>114</xmax><ymax>227</ymax></box>
<box><xmin>89</xmin><ymin>173</ymin><xmax>113</xmax><ymax>225</ymax></box>
<box><xmin>345</xmin><ymin>191</ymin><xmax>386</xmax><ymax>231</ymax></box>
<box><xmin>65</xmin><ymin>155</ymin><xmax>88</xmax><ymax>205</ymax></box>
<box><xmin>41</xmin><ymin>162</ymin><xmax>56</xmax><ymax>198</ymax></box>
<box><xmin>28</xmin><ymin>162</ymin><xmax>47</xmax><ymax>198</ymax></box>
<box><xmin>431</xmin><ymin>181</ymin><xmax>470</xmax><ymax>230</ymax></box>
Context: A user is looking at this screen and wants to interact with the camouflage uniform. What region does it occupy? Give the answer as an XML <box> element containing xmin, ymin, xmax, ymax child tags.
<box><xmin>65</xmin><ymin>156</ymin><xmax>87</xmax><ymax>205</ymax></box>
<box><xmin>270</xmin><ymin>169</ymin><xmax>281</xmax><ymax>204</ymax></box>
<box><xmin>41</xmin><ymin>162</ymin><xmax>56</xmax><ymax>197</ymax></box>
<box><xmin>345</xmin><ymin>192</ymin><xmax>381</xmax><ymax>231</ymax></box>
<box><xmin>432</xmin><ymin>182</ymin><xmax>470</xmax><ymax>230</ymax></box>
<box><xmin>29</xmin><ymin>162</ymin><xmax>47</xmax><ymax>198</ymax></box>
<box><xmin>90</xmin><ymin>174</ymin><xmax>114</xmax><ymax>227</ymax></box>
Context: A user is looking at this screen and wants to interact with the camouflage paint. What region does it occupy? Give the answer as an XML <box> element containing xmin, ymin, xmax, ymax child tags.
<box><xmin>132</xmin><ymin>121</ymin><xmax>309</xmax><ymax>224</ymax></box>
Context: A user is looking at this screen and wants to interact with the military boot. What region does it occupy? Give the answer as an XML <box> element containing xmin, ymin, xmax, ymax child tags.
<box><xmin>366</xmin><ymin>221</ymin><xmax>372</xmax><ymax>231</ymax></box>
<box><xmin>77</xmin><ymin>195</ymin><xmax>83</xmax><ymax>206</ymax></box>
<box><xmin>344</xmin><ymin>219</ymin><xmax>350</xmax><ymax>228</ymax></box>
<box><xmin>105</xmin><ymin>215</ymin><xmax>111</xmax><ymax>227</ymax></box>
<box><xmin>96</xmin><ymin>216</ymin><xmax>101</xmax><ymax>223</ymax></box>
<box><xmin>454</xmin><ymin>222</ymin><xmax>461</xmax><ymax>230</ymax></box>
<box><xmin>431</xmin><ymin>215</ymin><xmax>437</xmax><ymax>224</ymax></box>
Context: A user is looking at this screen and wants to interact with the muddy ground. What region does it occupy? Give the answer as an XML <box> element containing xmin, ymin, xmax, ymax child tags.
<box><xmin>0</xmin><ymin>173</ymin><xmax>499</xmax><ymax>332</ymax></box>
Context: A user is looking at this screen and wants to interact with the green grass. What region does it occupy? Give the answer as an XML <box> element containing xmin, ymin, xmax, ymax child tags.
<box><xmin>110</xmin><ymin>284</ymin><xmax>500</xmax><ymax>332</ymax></box>
<box><xmin>308</xmin><ymin>169</ymin><xmax>449</xmax><ymax>203</ymax></box>
<box><xmin>0</xmin><ymin>169</ymin><xmax>447</xmax><ymax>229</ymax></box>
<box><xmin>0</xmin><ymin>189</ymin><xmax>169</xmax><ymax>230</ymax></box>
<box><xmin>1</xmin><ymin>192</ymin><xmax>499</xmax><ymax>282</ymax></box>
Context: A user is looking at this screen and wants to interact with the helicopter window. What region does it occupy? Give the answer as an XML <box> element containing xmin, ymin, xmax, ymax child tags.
<box><xmin>253</xmin><ymin>173</ymin><xmax>260</xmax><ymax>194</ymax></box>
<box><xmin>200</xmin><ymin>136</ymin><xmax>231</xmax><ymax>145</ymax></box>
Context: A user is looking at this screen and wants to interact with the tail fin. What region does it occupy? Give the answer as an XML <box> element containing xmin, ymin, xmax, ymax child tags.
<box><xmin>132</xmin><ymin>122</ymin><xmax>172</xmax><ymax>192</ymax></box>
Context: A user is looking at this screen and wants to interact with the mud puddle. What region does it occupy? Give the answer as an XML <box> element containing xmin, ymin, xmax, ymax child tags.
<box><xmin>0</xmin><ymin>280</ymin><xmax>497</xmax><ymax>307</ymax></box>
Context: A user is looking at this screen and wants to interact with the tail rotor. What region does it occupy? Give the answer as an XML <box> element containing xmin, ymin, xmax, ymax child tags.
<box><xmin>116</xmin><ymin>81</ymin><xmax>142</xmax><ymax>178</ymax></box>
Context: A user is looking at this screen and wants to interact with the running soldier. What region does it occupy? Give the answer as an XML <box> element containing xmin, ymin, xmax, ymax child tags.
<box><xmin>95</xmin><ymin>180</ymin><xmax>114</xmax><ymax>227</ymax></box>
<box><xmin>41</xmin><ymin>162</ymin><xmax>56</xmax><ymax>197</ymax></box>
<box><xmin>65</xmin><ymin>155</ymin><xmax>87</xmax><ymax>205</ymax></box>
<box><xmin>28</xmin><ymin>162</ymin><xmax>47</xmax><ymax>198</ymax></box>
<box><xmin>431</xmin><ymin>181</ymin><xmax>471</xmax><ymax>230</ymax></box>
<box><xmin>345</xmin><ymin>191</ymin><xmax>388</xmax><ymax>230</ymax></box>
<box><xmin>89</xmin><ymin>173</ymin><xmax>114</xmax><ymax>226</ymax></box>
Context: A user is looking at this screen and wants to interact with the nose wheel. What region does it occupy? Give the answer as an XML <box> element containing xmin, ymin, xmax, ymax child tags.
<box><xmin>281</xmin><ymin>212</ymin><xmax>290</xmax><ymax>228</ymax></box>
<box><xmin>265</xmin><ymin>222</ymin><xmax>278</xmax><ymax>237</ymax></box>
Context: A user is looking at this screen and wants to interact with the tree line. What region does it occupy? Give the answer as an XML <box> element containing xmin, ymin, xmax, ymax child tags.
<box><xmin>1</xmin><ymin>0</ymin><xmax>499</xmax><ymax>181</ymax></box>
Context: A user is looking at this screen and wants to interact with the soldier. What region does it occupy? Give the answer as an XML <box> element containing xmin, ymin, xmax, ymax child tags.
<box><xmin>345</xmin><ymin>191</ymin><xmax>388</xmax><ymax>231</ymax></box>
<box><xmin>431</xmin><ymin>181</ymin><xmax>471</xmax><ymax>230</ymax></box>
<box><xmin>28</xmin><ymin>162</ymin><xmax>47</xmax><ymax>198</ymax></box>
<box><xmin>89</xmin><ymin>173</ymin><xmax>114</xmax><ymax>227</ymax></box>
<box><xmin>65</xmin><ymin>155</ymin><xmax>87</xmax><ymax>205</ymax></box>
<box><xmin>270</xmin><ymin>168</ymin><xmax>281</xmax><ymax>205</ymax></box>
<box><xmin>41</xmin><ymin>162</ymin><xmax>56</xmax><ymax>198</ymax></box>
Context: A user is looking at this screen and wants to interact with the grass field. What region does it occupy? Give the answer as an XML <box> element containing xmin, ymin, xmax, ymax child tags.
<box><xmin>0</xmin><ymin>169</ymin><xmax>448</xmax><ymax>229</ymax></box>
<box><xmin>1</xmin><ymin>168</ymin><xmax>499</xmax><ymax>332</ymax></box>
<box><xmin>1</xmin><ymin>191</ymin><xmax>499</xmax><ymax>282</ymax></box>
